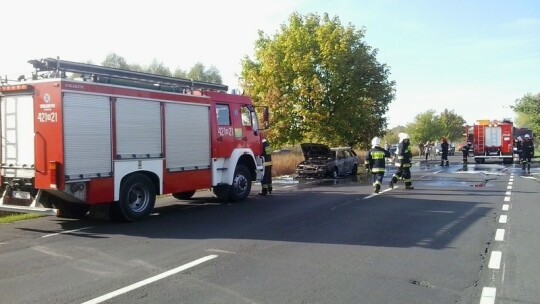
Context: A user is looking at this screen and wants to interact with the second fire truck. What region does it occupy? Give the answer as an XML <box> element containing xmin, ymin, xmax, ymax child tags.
<box><xmin>467</xmin><ymin>119</ymin><xmax>514</xmax><ymax>164</ymax></box>
<box><xmin>0</xmin><ymin>58</ymin><xmax>269</xmax><ymax>222</ymax></box>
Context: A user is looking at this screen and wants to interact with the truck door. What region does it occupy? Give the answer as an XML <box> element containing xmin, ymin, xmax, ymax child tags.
<box><xmin>236</xmin><ymin>104</ymin><xmax>261</xmax><ymax>152</ymax></box>
<box><xmin>214</xmin><ymin>104</ymin><xmax>235</xmax><ymax>158</ymax></box>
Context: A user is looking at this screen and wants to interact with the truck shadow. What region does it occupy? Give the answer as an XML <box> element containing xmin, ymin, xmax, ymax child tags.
<box><xmin>23</xmin><ymin>183</ymin><xmax>497</xmax><ymax>251</ymax></box>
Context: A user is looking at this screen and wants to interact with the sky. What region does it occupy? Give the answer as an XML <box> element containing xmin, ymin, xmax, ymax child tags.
<box><xmin>2</xmin><ymin>0</ymin><xmax>539</xmax><ymax>128</ymax></box>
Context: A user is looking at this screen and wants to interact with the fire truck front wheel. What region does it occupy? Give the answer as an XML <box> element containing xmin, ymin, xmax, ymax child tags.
<box><xmin>228</xmin><ymin>164</ymin><xmax>252</xmax><ymax>202</ymax></box>
<box><xmin>115</xmin><ymin>174</ymin><xmax>156</xmax><ymax>222</ymax></box>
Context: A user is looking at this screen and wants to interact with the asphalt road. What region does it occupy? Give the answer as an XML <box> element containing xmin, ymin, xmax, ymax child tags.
<box><xmin>0</xmin><ymin>155</ymin><xmax>538</xmax><ymax>304</ymax></box>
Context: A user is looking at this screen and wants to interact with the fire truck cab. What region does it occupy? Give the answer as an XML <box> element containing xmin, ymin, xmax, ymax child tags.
<box><xmin>0</xmin><ymin>58</ymin><xmax>269</xmax><ymax>222</ymax></box>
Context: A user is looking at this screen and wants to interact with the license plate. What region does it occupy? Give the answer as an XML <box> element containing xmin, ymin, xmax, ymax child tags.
<box><xmin>13</xmin><ymin>191</ymin><xmax>31</xmax><ymax>200</ymax></box>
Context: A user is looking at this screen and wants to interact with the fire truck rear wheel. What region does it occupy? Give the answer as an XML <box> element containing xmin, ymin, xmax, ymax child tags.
<box><xmin>228</xmin><ymin>164</ymin><xmax>252</xmax><ymax>202</ymax></box>
<box><xmin>115</xmin><ymin>174</ymin><xmax>156</xmax><ymax>222</ymax></box>
<box><xmin>172</xmin><ymin>191</ymin><xmax>196</xmax><ymax>200</ymax></box>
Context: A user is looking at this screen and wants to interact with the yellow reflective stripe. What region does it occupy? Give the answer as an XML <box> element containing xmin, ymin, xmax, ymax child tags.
<box><xmin>371</xmin><ymin>151</ymin><xmax>385</xmax><ymax>159</ymax></box>
<box><xmin>371</xmin><ymin>168</ymin><xmax>385</xmax><ymax>173</ymax></box>
<box><xmin>264</xmin><ymin>161</ymin><xmax>273</xmax><ymax>166</ymax></box>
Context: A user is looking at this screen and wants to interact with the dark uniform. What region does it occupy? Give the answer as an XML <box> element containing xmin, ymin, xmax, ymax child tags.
<box><xmin>515</xmin><ymin>137</ymin><xmax>523</xmax><ymax>164</ymax></box>
<box><xmin>365</xmin><ymin>145</ymin><xmax>391</xmax><ymax>193</ymax></box>
<box><xmin>390</xmin><ymin>136</ymin><xmax>414</xmax><ymax>189</ymax></box>
<box><xmin>462</xmin><ymin>142</ymin><xmax>472</xmax><ymax>163</ymax></box>
<box><xmin>440</xmin><ymin>139</ymin><xmax>449</xmax><ymax>166</ymax></box>
<box><xmin>259</xmin><ymin>139</ymin><xmax>273</xmax><ymax>196</ymax></box>
<box><xmin>522</xmin><ymin>136</ymin><xmax>534</xmax><ymax>172</ymax></box>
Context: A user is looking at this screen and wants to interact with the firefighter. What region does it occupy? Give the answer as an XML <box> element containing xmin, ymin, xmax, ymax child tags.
<box><xmin>440</xmin><ymin>137</ymin><xmax>449</xmax><ymax>166</ymax></box>
<box><xmin>521</xmin><ymin>134</ymin><xmax>534</xmax><ymax>172</ymax></box>
<box><xmin>365</xmin><ymin>137</ymin><xmax>391</xmax><ymax>193</ymax></box>
<box><xmin>462</xmin><ymin>142</ymin><xmax>472</xmax><ymax>164</ymax></box>
<box><xmin>259</xmin><ymin>138</ymin><xmax>273</xmax><ymax>196</ymax></box>
<box><xmin>515</xmin><ymin>136</ymin><xmax>523</xmax><ymax>164</ymax></box>
<box><xmin>390</xmin><ymin>133</ymin><xmax>414</xmax><ymax>190</ymax></box>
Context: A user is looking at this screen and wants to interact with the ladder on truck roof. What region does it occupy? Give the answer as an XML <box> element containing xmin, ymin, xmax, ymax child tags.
<box><xmin>27</xmin><ymin>57</ymin><xmax>228</xmax><ymax>93</ymax></box>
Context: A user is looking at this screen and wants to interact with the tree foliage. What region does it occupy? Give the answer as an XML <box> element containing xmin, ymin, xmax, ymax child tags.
<box><xmin>240</xmin><ymin>12</ymin><xmax>395</xmax><ymax>148</ymax></box>
<box><xmin>407</xmin><ymin>109</ymin><xmax>465</xmax><ymax>144</ymax></box>
<box><xmin>100</xmin><ymin>53</ymin><xmax>222</xmax><ymax>84</ymax></box>
<box><xmin>511</xmin><ymin>93</ymin><xmax>540</xmax><ymax>136</ymax></box>
<box><xmin>382</xmin><ymin>125</ymin><xmax>407</xmax><ymax>146</ymax></box>
<box><xmin>187</xmin><ymin>62</ymin><xmax>223</xmax><ymax>83</ymax></box>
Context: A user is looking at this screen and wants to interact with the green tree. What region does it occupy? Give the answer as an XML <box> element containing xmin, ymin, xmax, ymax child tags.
<box><xmin>99</xmin><ymin>53</ymin><xmax>222</xmax><ymax>82</ymax></box>
<box><xmin>187</xmin><ymin>63</ymin><xmax>223</xmax><ymax>83</ymax></box>
<box><xmin>102</xmin><ymin>53</ymin><xmax>130</xmax><ymax>69</ymax></box>
<box><xmin>511</xmin><ymin>93</ymin><xmax>540</xmax><ymax>135</ymax></box>
<box><xmin>240</xmin><ymin>12</ymin><xmax>395</xmax><ymax>148</ymax></box>
<box><xmin>382</xmin><ymin>125</ymin><xmax>406</xmax><ymax>146</ymax></box>
<box><xmin>147</xmin><ymin>59</ymin><xmax>172</xmax><ymax>76</ymax></box>
<box><xmin>173</xmin><ymin>67</ymin><xmax>187</xmax><ymax>78</ymax></box>
<box><xmin>407</xmin><ymin>109</ymin><xmax>466</xmax><ymax>144</ymax></box>
<box><xmin>407</xmin><ymin>110</ymin><xmax>440</xmax><ymax>144</ymax></box>
<box><xmin>438</xmin><ymin>109</ymin><xmax>466</xmax><ymax>142</ymax></box>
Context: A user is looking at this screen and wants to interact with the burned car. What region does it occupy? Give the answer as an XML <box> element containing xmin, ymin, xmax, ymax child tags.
<box><xmin>296</xmin><ymin>143</ymin><xmax>359</xmax><ymax>178</ymax></box>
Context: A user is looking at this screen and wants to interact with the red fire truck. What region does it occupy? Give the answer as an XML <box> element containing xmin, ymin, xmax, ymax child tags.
<box><xmin>469</xmin><ymin>119</ymin><xmax>514</xmax><ymax>164</ymax></box>
<box><xmin>0</xmin><ymin>58</ymin><xmax>269</xmax><ymax>221</ymax></box>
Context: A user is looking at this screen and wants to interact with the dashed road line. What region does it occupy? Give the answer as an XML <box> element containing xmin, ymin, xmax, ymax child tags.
<box><xmin>499</xmin><ymin>215</ymin><xmax>508</xmax><ymax>223</ymax></box>
<box><xmin>363</xmin><ymin>186</ymin><xmax>398</xmax><ymax>200</ymax></box>
<box><xmin>82</xmin><ymin>255</ymin><xmax>218</xmax><ymax>304</ymax></box>
<box><xmin>495</xmin><ymin>229</ymin><xmax>505</xmax><ymax>241</ymax></box>
<box><xmin>505</xmin><ymin>191</ymin><xmax>511</xmax><ymax>195</ymax></box>
<box><xmin>480</xmin><ymin>287</ymin><xmax>496</xmax><ymax>304</ymax></box>
<box><xmin>504</xmin><ymin>196</ymin><xmax>510</xmax><ymax>202</ymax></box>
<box><xmin>488</xmin><ymin>251</ymin><xmax>502</xmax><ymax>269</ymax></box>
<box><xmin>41</xmin><ymin>227</ymin><xmax>93</xmax><ymax>238</ymax></box>
<box><xmin>502</xmin><ymin>204</ymin><xmax>509</xmax><ymax>211</ymax></box>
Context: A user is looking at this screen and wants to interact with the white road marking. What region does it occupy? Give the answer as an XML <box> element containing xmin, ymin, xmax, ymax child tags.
<box><xmin>479</xmin><ymin>287</ymin><xmax>496</xmax><ymax>304</ymax></box>
<box><xmin>41</xmin><ymin>227</ymin><xmax>92</xmax><ymax>238</ymax></box>
<box><xmin>363</xmin><ymin>186</ymin><xmax>398</xmax><ymax>199</ymax></box>
<box><xmin>508</xmin><ymin>181</ymin><xmax>513</xmax><ymax>185</ymax></box>
<box><xmin>505</xmin><ymin>191</ymin><xmax>511</xmax><ymax>196</ymax></box>
<box><xmin>502</xmin><ymin>204</ymin><xmax>509</xmax><ymax>211</ymax></box>
<box><xmin>506</xmin><ymin>185</ymin><xmax>512</xmax><ymax>190</ymax></box>
<box><xmin>504</xmin><ymin>196</ymin><xmax>510</xmax><ymax>202</ymax></box>
<box><xmin>488</xmin><ymin>251</ymin><xmax>502</xmax><ymax>269</ymax></box>
<box><xmin>499</xmin><ymin>215</ymin><xmax>508</xmax><ymax>223</ymax></box>
<box><xmin>509</xmin><ymin>178</ymin><xmax>514</xmax><ymax>182</ymax></box>
<box><xmin>82</xmin><ymin>255</ymin><xmax>218</xmax><ymax>304</ymax></box>
<box><xmin>206</xmin><ymin>249</ymin><xmax>236</xmax><ymax>254</ymax></box>
<box><xmin>495</xmin><ymin>229</ymin><xmax>505</xmax><ymax>241</ymax></box>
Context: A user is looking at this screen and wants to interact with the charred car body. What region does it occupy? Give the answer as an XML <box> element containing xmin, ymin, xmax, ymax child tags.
<box><xmin>296</xmin><ymin>143</ymin><xmax>359</xmax><ymax>178</ymax></box>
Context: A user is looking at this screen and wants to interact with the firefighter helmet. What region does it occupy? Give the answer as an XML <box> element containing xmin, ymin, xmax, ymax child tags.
<box><xmin>398</xmin><ymin>133</ymin><xmax>410</xmax><ymax>143</ymax></box>
<box><xmin>524</xmin><ymin>134</ymin><xmax>531</xmax><ymax>139</ymax></box>
<box><xmin>371</xmin><ymin>137</ymin><xmax>381</xmax><ymax>148</ymax></box>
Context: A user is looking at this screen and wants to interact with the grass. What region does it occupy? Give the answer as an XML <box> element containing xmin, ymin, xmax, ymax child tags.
<box><xmin>0</xmin><ymin>213</ymin><xmax>42</xmax><ymax>224</ymax></box>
